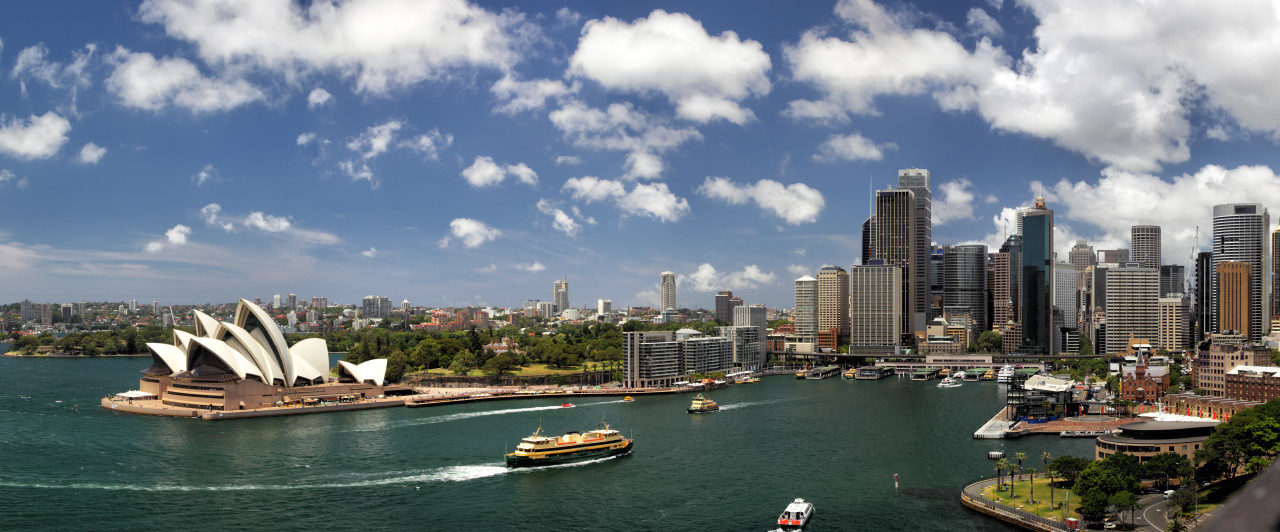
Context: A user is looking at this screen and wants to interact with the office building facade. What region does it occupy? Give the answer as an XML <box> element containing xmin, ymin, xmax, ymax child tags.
<box><xmin>849</xmin><ymin>262</ymin><xmax>902</xmax><ymax>353</ymax></box>
<box><xmin>794</xmin><ymin>275</ymin><xmax>819</xmax><ymax>344</ymax></box>
<box><xmin>876</xmin><ymin>188</ymin><xmax>916</xmax><ymax>342</ymax></box>
<box><xmin>1104</xmin><ymin>266</ymin><xmax>1160</xmax><ymax>356</ymax></box>
<box><xmin>1211</xmin><ymin>203</ymin><xmax>1270</xmax><ymax>341</ymax></box>
<box><xmin>1131</xmin><ymin>225</ymin><xmax>1161</xmax><ymax>269</ymax></box>
<box><xmin>942</xmin><ymin>244</ymin><xmax>987</xmax><ymax>336</ymax></box>
<box><xmin>817</xmin><ymin>266</ymin><xmax>850</xmax><ymax>344</ymax></box>
<box><xmin>1019</xmin><ymin>199</ymin><xmax>1054</xmax><ymax>354</ymax></box>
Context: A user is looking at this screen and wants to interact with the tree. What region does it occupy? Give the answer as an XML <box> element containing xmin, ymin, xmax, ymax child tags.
<box><xmin>1143</xmin><ymin>452</ymin><xmax>1193</xmax><ymax>489</ymax></box>
<box><xmin>1110</xmin><ymin>491</ymin><xmax>1139</xmax><ymax>526</ymax></box>
<box><xmin>482</xmin><ymin>353</ymin><xmax>515</xmax><ymax>379</ymax></box>
<box><xmin>1166</xmin><ymin>516</ymin><xmax>1187</xmax><ymax>532</ymax></box>
<box><xmin>1043</xmin><ymin>451</ymin><xmax>1054</xmax><ymax>508</ymax></box>
<box><xmin>1168</xmin><ymin>486</ymin><xmax>1197</xmax><ymax>515</ymax></box>
<box><xmin>1027</xmin><ymin>467</ymin><xmax>1037</xmax><ymax>503</ymax></box>
<box><xmin>1015</xmin><ymin>452</ymin><xmax>1027</xmax><ymax>481</ymax></box>
<box><xmin>976</xmin><ymin>330</ymin><xmax>1003</xmax><ymax>353</ymax></box>
<box><xmin>1078</xmin><ymin>335</ymin><xmax>1094</xmax><ymax>356</ymax></box>
<box><xmin>995</xmin><ymin>458</ymin><xmax>1011</xmax><ymax>490</ymax></box>
<box><xmin>449</xmin><ymin>349</ymin><xmax>477</xmax><ymax>375</ymax></box>
<box><xmin>1079</xmin><ymin>490</ymin><xmax>1109</xmax><ymax>519</ymax></box>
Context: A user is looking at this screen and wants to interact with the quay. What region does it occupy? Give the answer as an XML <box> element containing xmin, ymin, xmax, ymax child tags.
<box><xmin>803</xmin><ymin>366</ymin><xmax>841</xmax><ymax>380</ymax></box>
<box><xmin>910</xmin><ymin>367</ymin><xmax>941</xmax><ymax>381</ymax></box>
<box><xmin>854</xmin><ymin>366</ymin><xmax>894</xmax><ymax>380</ymax></box>
<box><xmin>973</xmin><ymin>406</ymin><xmax>1014</xmax><ymax>439</ymax></box>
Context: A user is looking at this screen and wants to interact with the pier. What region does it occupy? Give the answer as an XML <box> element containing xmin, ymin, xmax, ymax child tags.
<box><xmin>854</xmin><ymin>366</ymin><xmax>894</xmax><ymax>380</ymax></box>
<box><xmin>803</xmin><ymin>366</ymin><xmax>841</xmax><ymax>380</ymax></box>
<box><xmin>910</xmin><ymin>367</ymin><xmax>941</xmax><ymax>381</ymax></box>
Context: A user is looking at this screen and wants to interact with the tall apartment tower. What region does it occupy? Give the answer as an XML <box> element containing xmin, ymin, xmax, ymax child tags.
<box><xmin>1195</xmin><ymin>251</ymin><xmax>1213</xmax><ymax>344</ymax></box>
<box><xmin>1131</xmin><ymin>225</ymin><xmax>1161</xmax><ymax>269</ymax></box>
<box><xmin>1069</xmin><ymin>239</ymin><xmax>1096</xmax><ymax>272</ymax></box>
<box><xmin>942</xmin><ymin>244</ymin><xmax>987</xmax><ymax>335</ymax></box>
<box><xmin>898</xmin><ymin>168</ymin><xmax>931</xmax><ymax>334</ymax></box>
<box><xmin>1019</xmin><ymin>198</ymin><xmax>1054</xmax><ymax>354</ymax></box>
<box><xmin>287</xmin><ymin>293</ymin><xmax>297</xmax><ymax>309</ymax></box>
<box><xmin>732</xmin><ymin>303</ymin><xmax>768</xmax><ymax>370</ymax></box>
<box><xmin>1211</xmin><ymin>203</ymin><xmax>1270</xmax><ymax>341</ymax></box>
<box><xmin>1160</xmin><ymin>265</ymin><xmax>1186</xmax><ymax>298</ymax></box>
<box><xmin>597</xmin><ymin>299</ymin><xmax>612</xmax><ymax>318</ymax></box>
<box><xmin>553</xmin><ymin>277</ymin><xmax>569</xmax><ymax>314</ymax></box>
<box><xmin>1218</xmin><ymin>261</ymin><xmax>1252</xmax><ymax>337</ymax></box>
<box><xmin>816</xmin><ymin>266</ymin><xmax>851</xmax><ymax>343</ymax></box>
<box><xmin>794</xmin><ymin>275</ymin><xmax>819</xmax><ymax>344</ymax></box>
<box><xmin>876</xmin><ymin>188</ymin><xmax>916</xmax><ymax>343</ymax></box>
<box><xmin>660</xmin><ymin>271</ymin><xmax>677</xmax><ymax>311</ymax></box>
<box><xmin>850</xmin><ymin>262</ymin><xmax>902</xmax><ymax>353</ymax></box>
<box><xmin>1104</xmin><ymin>266</ymin><xmax>1160</xmax><ymax>356</ymax></box>
<box><xmin>714</xmin><ymin>291</ymin><xmax>742</xmax><ymax>323</ymax></box>
<box><xmin>1159</xmin><ymin>296</ymin><xmax>1190</xmax><ymax>351</ymax></box>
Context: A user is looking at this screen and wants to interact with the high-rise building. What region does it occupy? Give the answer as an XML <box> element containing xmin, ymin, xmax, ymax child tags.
<box><xmin>61</xmin><ymin>303</ymin><xmax>73</xmax><ymax>322</ymax></box>
<box><xmin>1160</xmin><ymin>265</ymin><xmax>1185</xmax><ymax>298</ymax></box>
<box><xmin>732</xmin><ymin>303</ymin><xmax>768</xmax><ymax>370</ymax></box>
<box><xmin>660</xmin><ymin>271</ymin><xmax>677</xmax><ymax>311</ymax></box>
<box><xmin>990</xmin><ymin>251</ymin><xmax>1013</xmax><ymax>333</ymax></box>
<box><xmin>898</xmin><ymin>168</ymin><xmax>931</xmax><ymax>334</ymax></box>
<box><xmin>20</xmin><ymin>299</ymin><xmax>33</xmax><ymax>322</ymax></box>
<box><xmin>1218</xmin><ymin>261</ymin><xmax>1251</xmax><ymax>337</ymax></box>
<box><xmin>1098</xmin><ymin>249</ymin><xmax>1130</xmax><ymax>265</ymax></box>
<box><xmin>861</xmin><ymin>215</ymin><xmax>876</xmax><ymax>264</ymax></box>
<box><xmin>130</xmin><ymin>299</ymin><xmax>137</xmax><ymax>313</ymax></box>
<box><xmin>816</xmin><ymin>266</ymin><xmax>850</xmax><ymax>344</ymax></box>
<box><xmin>401</xmin><ymin>299</ymin><xmax>411</xmax><ymax>312</ymax></box>
<box><xmin>152</xmin><ymin>300</ymin><xmax>159</xmax><ymax>315</ymax></box>
<box><xmin>1069</xmin><ymin>239</ymin><xmax>1096</xmax><ymax>272</ymax></box>
<box><xmin>1131</xmin><ymin>225</ymin><xmax>1161</xmax><ymax>269</ymax></box>
<box><xmin>1019</xmin><ymin>198</ymin><xmax>1053</xmax><ymax>354</ymax></box>
<box><xmin>1104</xmin><ymin>266</ymin><xmax>1159</xmax><ymax>356</ymax></box>
<box><xmin>272</xmin><ymin>294</ymin><xmax>281</xmax><ymax>309</ymax></box>
<box><xmin>794</xmin><ymin>275</ymin><xmax>819</xmax><ymax>344</ymax></box>
<box><xmin>362</xmin><ymin>295</ymin><xmax>392</xmax><ymax>319</ymax></box>
<box><xmin>597</xmin><ymin>299</ymin><xmax>612</xmax><ymax>318</ymax></box>
<box><xmin>623</xmin><ymin>330</ymin><xmax>733</xmax><ymax>388</ymax></box>
<box><xmin>553</xmin><ymin>277</ymin><xmax>569</xmax><ymax>314</ymax></box>
<box><xmin>714</xmin><ymin>291</ymin><xmax>742</xmax><ymax>323</ymax></box>
<box><xmin>850</xmin><ymin>261</ymin><xmax>902</xmax><ymax>353</ymax></box>
<box><xmin>1195</xmin><ymin>251</ymin><xmax>1212</xmax><ymax>344</ymax></box>
<box><xmin>1053</xmin><ymin>261</ymin><xmax>1078</xmax><ymax>327</ymax></box>
<box><xmin>929</xmin><ymin>247</ymin><xmax>945</xmax><ymax>319</ymax></box>
<box><xmin>1273</xmin><ymin>225</ymin><xmax>1280</xmax><ymax>324</ymax></box>
<box><xmin>942</xmin><ymin>244</ymin><xmax>987</xmax><ymax>336</ymax></box>
<box><xmin>287</xmin><ymin>293</ymin><xmax>297</xmax><ymax>309</ymax></box>
<box><xmin>1212</xmin><ymin>203</ymin><xmax>1270</xmax><ymax>341</ymax></box>
<box><xmin>1159</xmin><ymin>296</ymin><xmax>1190</xmax><ymax>351</ymax></box>
<box><xmin>79</xmin><ymin>300</ymin><xmax>86</xmax><ymax>319</ymax></box>
<box><xmin>876</xmin><ymin>188</ymin><xmax>915</xmax><ymax>342</ymax></box>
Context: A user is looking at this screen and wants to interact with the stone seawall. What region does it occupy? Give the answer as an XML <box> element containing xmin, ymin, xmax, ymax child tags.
<box><xmin>960</xmin><ymin>478</ymin><xmax>1068</xmax><ymax>531</ymax></box>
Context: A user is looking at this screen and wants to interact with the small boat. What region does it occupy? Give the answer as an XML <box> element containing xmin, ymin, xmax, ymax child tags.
<box><xmin>997</xmin><ymin>365</ymin><xmax>1016</xmax><ymax>383</ymax></box>
<box><xmin>937</xmin><ymin>376</ymin><xmax>961</xmax><ymax>388</ymax></box>
<box><xmin>505</xmin><ymin>420</ymin><xmax>634</xmax><ymax>468</ymax></box>
<box><xmin>688</xmin><ymin>393</ymin><xmax>719</xmax><ymax>413</ymax></box>
<box><xmin>843</xmin><ymin>368</ymin><xmax>857</xmax><ymax>379</ymax></box>
<box><xmin>622</xmin><ymin>396</ymin><xmax>635</xmax><ymax>402</ymax></box>
<box><xmin>952</xmin><ymin>371</ymin><xmax>967</xmax><ymax>380</ymax></box>
<box><xmin>778</xmin><ymin>498</ymin><xmax>814</xmax><ymax>530</ymax></box>
<box><xmin>560</xmin><ymin>403</ymin><xmax>575</xmax><ymax>408</ymax></box>
<box><xmin>981</xmin><ymin>369</ymin><xmax>996</xmax><ymax>381</ymax></box>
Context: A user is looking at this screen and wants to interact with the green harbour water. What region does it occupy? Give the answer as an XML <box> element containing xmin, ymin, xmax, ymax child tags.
<box><xmin>0</xmin><ymin>356</ymin><xmax>1097</xmax><ymax>531</ymax></box>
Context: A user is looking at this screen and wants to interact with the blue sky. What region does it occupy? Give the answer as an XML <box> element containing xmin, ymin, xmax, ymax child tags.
<box><xmin>4</xmin><ymin>0</ymin><xmax>1280</xmax><ymax>310</ymax></box>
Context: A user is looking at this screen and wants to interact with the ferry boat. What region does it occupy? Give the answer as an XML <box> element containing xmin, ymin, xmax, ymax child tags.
<box><xmin>505</xmin><ymin>421</ymin><xmax>633</xmax><ymax>468</ymax></box>
<box><xmin>622</xmin><ymin>396</ymin><xmax>635</xmax><ymax>402</ymax></box>
<box><xmin>997</xmin><ymin>365</ymin><xmax>1016</xmax><ymax>383</ymax></box>
<box><xmin>844</xmin><ymin>368</ymin><xmax>858</xmax><ymax>379</ymax></box>
<box><xmin>688</xmin><ymin>393</ymin><xmax>719</xmax><ymax>413</ymax></box>
<box><xmin>981</xmin><ymin>369</ymin><xmax>996</xmax><ymax>381</ymax></box>
<box><xmin>777</xmin><ymin>498</ymin><xmax>814</xmax><ymax>530</ymax></box>
<box><xmin>937</xmin><ymin>376</ymin><xmax>962</xmax><ymax>388</ymax></box>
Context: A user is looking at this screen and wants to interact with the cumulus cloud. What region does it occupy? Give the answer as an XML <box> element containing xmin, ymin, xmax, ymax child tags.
<box><xmin>556</xmin><ymin>7</ymin><xmax>582</xmax><ymax>28</ymax></box>
<box><xmin>338</xmin><ymin>119</ymin><xmax>450</xmax><ymax>187</ymax></box>
<box><xmin>965</xmin><ymin>8</ymin><xmax>1002</xmax><ymax>38</ymax></box>
<box><xmin>76</xmin><ymin>142</ymin><xmax>107</xmax><ymax>164</ymax></box>
<box><xmin>564</xmin><ymin>176</ymin><xmax>690</xmax><ymax>222</ymax></box>
<box><xmin>932</xmin><ymin>178</ymin><xmax>983</xmax><ymax>225</ymax></box>
<box><xmin>10</xmin><ymin>43</ymin><xmax>95</xmax><ymax>91</ymax></box>
<box><xmin>105</xmin><ymin>47</ymin><xmax>263</xmax><ymax>113</ymax></box>
<box><xmin>145</xmin><ymin>224</ymin><xmax>192</xmax><ymax>254</ymax></box>
<box><xmin>347</xmin><ymin>120</ymin><xmax>401</xmax><ymax>159</ymax></box>
<box><xmin>199</xmin><ymin>202</ymin><xmax>338</xmax><ymax>245</ymax></box>
<box><xmin>245</xmin><ymin>211</ymin><xmax>291</xmax><ymax>232</ymax></box>
<box><xmin>787</xmin><ymin>264</ymin><xmax>810</xmax><ymax>277</ymax></box>
<box><xmin>697</xmin><ymin>176</ymin><xmax>825</xmax><ymax>225</ymax></box>
<box><xmin>0</xmin><ymin>111</ymin><xmax>71</xmax><ymax>159</ymax></box>
<box><xmin>491</xmin><ymin>74</ymin><xmax>577</xmax><ymax>114</ymax></box>
<box><xmin>0</xmin><ymin>169</ymin><xmax>29</xmax><ymax>190</ymax></box>
<box><xmin>192</xmin><ymin>163</ymin><xmax>218</xmax><ymax>186</ymax></box>
<box><xmin>679</xmin><ymin>263</ymin><xmax>776</xmax><ymax>292</ymax></box>
<box><xmin>478</xmin><ymin>263</ymin><xmax>498</xmax><ymax>273</ymax></box>
<box><xmin>136</xmin><ymin>0</ymin><xmax>535</xmax><ymax>96</ymax></box>
<box><xmin>308</xmin><ymin>87</ymin><xmax>332</xmax><ymax>108</ymax></box>
<box><xmin>404</xmin><ymin>129</ymin><xmax>452</xmax><ymax>160</ymax></box>
<box><xmin>516</xmin><ymin>261</ymin><xmax>547</xmax><ymax>273</ymax></box>
<box><xmin>813</xmin><ymin>132</ymin><xmax>895</xmax><ymax>162</ymax></box>
<box><xmin>569</xmin><ymin>10</ymin><xmax>771</xmax><ymax>125</ymax></box>
<box><xmin>555</xmin><ymin>155</ymin><xmax>582</xmax><ymax>166</ymax></box>
<box><xmin>297</xmin><ymin>131</ymin><xmax>317</xmax><ymax>146</ymax></box>
<box><xmin>361</xmin><ymin>247</ymin><xmax>377</xmax><ymax>258</ymax></box>
<box><xmin>461</xmin><ymin>156</ymin><xmax>537</xmax><ymax>188</ymax></box>
<box><xmin>438</xmin><ymin>218</ymin><xmax>501</xmax><ymax>249</ymax></box>
<box><xmin>549</xmin><ymin>100</ymin><xmax>702</xmax><ymax>180</ymax></box>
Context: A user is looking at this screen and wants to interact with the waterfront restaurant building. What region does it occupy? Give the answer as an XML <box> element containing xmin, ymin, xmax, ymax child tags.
<box><xmin>1095</xmin><ymin>420</ymin><xmax>1218</xmax><ymax>463</ymax></box>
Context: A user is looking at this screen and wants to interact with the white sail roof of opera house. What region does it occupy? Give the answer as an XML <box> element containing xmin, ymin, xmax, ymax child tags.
<box><xmin>143</xmin><ymin>299</ymin><xmax>387</xmax><ymax>388</ymax></box>
<box><xmin>337</xmin><ymin>359</ymin><xmax>388</xmax><ymax>387</ymax></box>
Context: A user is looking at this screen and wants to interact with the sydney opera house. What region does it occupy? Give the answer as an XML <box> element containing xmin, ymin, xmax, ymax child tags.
<box><xmin>116</xmin><ymin>299</ymin><xmax>408</xmax><ymax>415</ymax></box>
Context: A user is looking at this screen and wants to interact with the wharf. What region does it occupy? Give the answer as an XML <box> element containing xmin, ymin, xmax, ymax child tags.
<box><xmin>973</xmin><ymin>406</ymin><xmax>1014</xmax><ymax>439</ymax></box>
<box><xmin>910</xmin><ymin>367</ymin><xmax>941</xmax><ymax>381</ymax></box>
<box><xmin>100</xmin><ymin>395</ymin><xmax>410</xmax><ymax>420</ymax></box>
<box><xmin>803</xmin><ymin>366</ymin><xmax>841</xmax><ymax>380</ymax></box>
<box><xmin>855</xmin><ymin>366</ymin><xmax>894</xmax><ymax>380</ymax></box>
<box><xmin>405</xmin><ymin>385</ymin><xmax>707</xmax><ymax>408</ymax></box>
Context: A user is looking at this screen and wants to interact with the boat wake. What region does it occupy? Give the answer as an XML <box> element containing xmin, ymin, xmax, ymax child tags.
<box><xmin>719</xmin><ymin>400</ymin><xmax>780</xmax><ymax>411</ymax></box>
<box><xmin>0</xmin><ymin>463</ymin><xmax>514</xmax><ymax>492</ymax></box>
<box><xmin>348</xmin><ymin>404</ymin><xmax>567</xmax><ymax>432</ymax></box>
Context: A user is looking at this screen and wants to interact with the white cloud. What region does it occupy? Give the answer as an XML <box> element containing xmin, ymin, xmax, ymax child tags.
<box><xmin>634</xmin><ymin>289</ymin><xmax>660</xmax><ymax>307</ymax></box>
<box><xmin>403</xmin><ymin>129</ymin><xmax>452</xmax><ymax>160</ymax></box>
<box><xmin>549</xmin><ymin>99</ymin><xmax>702</xmax><ymax>180</ymax></box>
<box><xmin>245</xmin><ymin>212</ymin><xmax>291</xmax><ymax>232</ymax></box>
<box><xmin>516</xmin><ymin>261</ymin><xmax>546</xmax><ymax>273</ymax></box>
<box><xmin>787</xmin><ymin>264</ymin><xmax>810</xmax><ymax>277</ymax></box>
<box><xmin>791</xmin><ymin>248</ymin><xmax>806</xmax><ymax>257</ymax></box>
<box><xmin>76</xmin><ymin>142</ymin><xmax>107</xmax><ymax>164</ymax></box>
<box><xmin>297</xmin><ymin>131</ymin><xmax>317</xmax><ymax>146</ymax></box>
<box><xmin>10</xmin><ymin>43</ymin><xmax>95</xmax><ymax>90</ymax></box>
<box><xmin>491</xmin><ymin>74</ymin><xmax>577</xmax><ymax>115</ymax></box>
<box><xmin>932</xmin><ymin>178</ymin><xmax>981</xmax><ymax>225</ymax></box>
<box><xmin>199</xmin><ymin>202</ymin><xmax>337</xmax><ymax>245</ymax></box>
<box><xmin>347</xmin><ymin>120</ymin><xmax>401</xmax><ymax>159</ymax></box>
<box><xmin>565</xmin><ymin>177</ymin><xmax>689</xmax><ymax>222</ymax></box>
<box><xmin>536</xmin><ymin>198</ymin><xmax>583</xmax><ymax>237</ymax></box>
<box><xmin>680</xmin><ymin>263</ymin><xmax>776</xmax><ymax>292</ymax></box>
<box><xmin>439</xmin><ymin>218</ymin><xmax>501</xmax><ymax>249</ymax></box>
<box><xmin>0</xmin><ymin>111</ymin><xmax>71</xmax><ymax>159</ymax></box>
<box><xmin>105</xmin><ymin>47</ymin><xmax>263</xmax><ymax>113</ymax></box>
<box><xmin>137</xmin><ymin>0</ymin><xmax>535</xmax><ymax>96</ymax></box>
<box><xmin>813</xmin><ymin>132</ymin><xmax>895</xmax><ymax>162</ymax></box>
<box><xmin>192</xmin><ymin>163</ymin><xmax>217</xmax><ymax>186</ymax></box>
<box><xmin>145</xmin><ymin>224</ymin><xmax>192</xmax><ymax>254</ymax></box>
<box><xmin>697</xmin><ymin>176</ymin><xmax>824</xmax><ymax>225</ymax></box>
<box><xmin>308</xmin><ymin>87</ymin><xmax>332</xmax><ymax>108</ymax></box>
<box><xmin>461</xmin><ymin>156</ymin><xmax>537</xmax><ymax>188</ymax></box>
<box><xmin>569</xmin><ymin>10</ymin><xmax>771</xmax><ymax>125</ymax></box>
<box><xmin>338</xmin><ymin>160</ymin><xmax>375</xmax><ymax>186</ymax></box>
<box><xmin>555</xmin><ymin>155</ymin><xmax>582</xmax><ymax>166</ymax></box>
<box><xmin>987</xmin><ymin>0</ymin><xmax>1004</xmax><ymax>9</ymax></box>
<box><xmin>478</xmin><ymin>263</ymin><xmax>498</xmax><ymax>273</ymax></box>
<box><xmin>965</xmin><ymin>8</ymin><xmax>1002</xmax><ymax>38</ymax></box>
<box><xmin>201</xmin><ymin>203</ymin><xmax>235</xmax><ymax>231</ymax></box>
<box><xmin>556</xmin><ymin>7</ymin><xmax>582</xmax><ymax>27</ymax></box>
<box><xmin>1206</xmin><ymin>126</ymin><xmax>1229</xmax><ymax>141</ymax></box>
<box><xmin>361</xmin><ymin>247</ymin><xmax>377</xmax><ymax>258</ymax></box>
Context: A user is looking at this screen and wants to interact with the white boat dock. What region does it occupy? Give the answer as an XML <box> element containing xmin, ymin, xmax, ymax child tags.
<box><xmin>973</xmin><ymin>406</ymin><xmax>1013</xmax><ymax>439</ymax></box>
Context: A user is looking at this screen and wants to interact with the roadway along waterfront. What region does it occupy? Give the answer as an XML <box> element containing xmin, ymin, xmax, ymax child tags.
<box><xmin>1</xmin><ymin>356</ymin><xmax>1097</xmax><ymax>531</ymax></box>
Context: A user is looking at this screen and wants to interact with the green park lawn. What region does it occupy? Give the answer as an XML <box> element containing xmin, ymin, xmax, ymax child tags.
<box><xmin>982</xmin><ymin>476</ymin><xmax>1081</xmax><ymax>521</ymax></box>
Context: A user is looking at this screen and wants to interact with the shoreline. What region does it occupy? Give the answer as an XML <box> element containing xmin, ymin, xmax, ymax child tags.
<box><xmin>3</xmin><ymin>353</ymin><xmax>149</xmax><ymax>358</ymax></box>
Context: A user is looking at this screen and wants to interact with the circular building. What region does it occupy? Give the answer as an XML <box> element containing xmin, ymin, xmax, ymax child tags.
<box><xmin>1095</xmin><ymin>420</ymin><xmax>1218</xmax><ymax>463</ymax></box>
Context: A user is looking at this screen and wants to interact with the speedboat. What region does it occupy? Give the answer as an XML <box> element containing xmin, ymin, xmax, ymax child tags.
<box><xmin>937</xmin><ymin>376</ymin><xmax>962</xmax><ymax>388</ymax></box>
<box><xmin>952</xmin><ymin>370</ymin><xmax>967</xmax><ymax>380</ymax></box>
<box><xmin>777</xmin><ymin>498</ymin><xmax>814</xmax><ymax>530</ymax></box>
<box><xmin>560</xmin><ymin>403</ymin><xmax>575</xmax><ymax>408</ymax></box>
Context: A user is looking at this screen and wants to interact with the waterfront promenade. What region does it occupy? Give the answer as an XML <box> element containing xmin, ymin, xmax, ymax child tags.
<box><xmin>961</xmin><ymin>478</ymin><xmax>1069</xmax><ymax>531</ymax></box>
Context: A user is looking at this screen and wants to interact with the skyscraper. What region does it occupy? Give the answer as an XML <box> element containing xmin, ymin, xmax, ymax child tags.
<box><xmin>1104</xmin><ymin>265</ymin><xmax>1159</xmax><ymax>356</ymax></box>
<box><xmin>1160</xmin><ymin>265</ymin><xmax>1185</xmax><ymax>297</ymax></box>
<box><xmin>287</xmin><ymin>293</ymin><xmax>297</xmax><ymax>309</ymax></box>
<box><xmin>1053</xmin><ymin>261</ymin><xmax>1078</xmax><ymax>327</ymax></box>
<box><xmin>714</xmin><ymin>291</ymin><xmax>742</xmax><ymax>323</ymax></box>
<box><xmin>1195</xmin><ymin>251</ymin><xmax>1212</xmax><ymax>344</ymax></box>
<box><xmin>1211</xmin><ymin>203</ymin><xmax>1270</xmax><ymax>341</ymax></box>
<box><xmin>990</xmin><ymin>251</ymin><xmax>1013</xmax><ymax>333</ymax></box>
<box><xmin>861</xmin><ymin>215</ymin><xmax>876</xmax><ymax>264</ymax></box>
<box><xmin>1131</xmin><ymin>225</ymin><xmax>1161</xmax><ymax>269</ymax></box>
<box><xmin>1159</xmin><ymin>296</ymin><xmax>1190</xmax><ymax>351</ymax></box>
<box><xmin>794</xmin><ymin>275</ymin><xmax>819</xmax><ymax>344</ymax></box>
<box><xmin>898</xmin><ymin>168</ymin><xmax>931</xmax><ymax>334</ymax></box>
<box><xmin>272</xmin><ymin>294</ymin><xmax>281</xmax><ymax>309</ymax></box>
<box><xmin>943</xmin><ymin>244</ymin><xmax>987</xmax><ymax>336</ymax></box>
<box><xmin>1069</xmin><ymin>239</ymin><xmax>1096</xmax><ymax>272</ymax></box>
<box><xmin>850</xmin><ymin>262</ymin><xmax>902</xmax><ymax>353</ymax></box>
<box><xmin>817</xmin><ymin>266</ymin><xmax>850</xmax><ymax>344</ymax></box>
<box><xmin>597</xmin><ymin>299</ymin><xmax>612</xmax><ymax>318</ymax></box>
<box><xmin>1273</xmin><ymin>226</ymin><xmax>1280</xmax><ymax>323</ymax></box>
<box><xmin>876</xmin><ymin>188</ymin><xmax>915</xmax><ymax>343</ymax></box>
<box><xmin>553</xmin><ymin>277</ymin><xmax>569</xmax><ymax>314</ymax></box>
<box><xmin>660</xmin><ymin>271</ymin><xmax>677</xmax><ymax>311</ymax></box>
<box><xmin>1218</xmin><ymin>261</ymin><xmax>1251</xmax><ymax>337</ymax></box>
<box><xmin>1019</xmin><ymin>197</ymin><xmax>1053</xmax><ymax>354</ymax></box>
<box><xmin>1098</xmin><ymin>249</ymin><xmax>1130</xmax><ymax>265</ymax></box>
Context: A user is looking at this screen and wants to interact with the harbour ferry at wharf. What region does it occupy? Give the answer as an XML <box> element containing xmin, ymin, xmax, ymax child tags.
<box><xmin>505</xmin><ymin>420</ymin><xmax>634</xmax><ymax>467</ymax></box>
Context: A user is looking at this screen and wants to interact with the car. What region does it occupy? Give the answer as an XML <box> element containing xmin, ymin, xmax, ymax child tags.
<box><xmin>1164</xmin><ymin>490</ymin><xmax>1176</xmax><ymax>499</ymax></box>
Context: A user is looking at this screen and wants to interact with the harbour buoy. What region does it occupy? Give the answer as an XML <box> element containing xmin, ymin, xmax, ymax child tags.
<box><xmin>894</xmin><ymin>473</ymin><xmax>899</xmax><ymax>490</ymax></box>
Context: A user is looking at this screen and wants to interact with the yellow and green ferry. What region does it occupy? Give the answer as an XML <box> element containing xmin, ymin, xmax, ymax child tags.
<box><xmin>505</xmin><ymin>421</ymin><xmax>633</xmax><ymax>468</ymax></box>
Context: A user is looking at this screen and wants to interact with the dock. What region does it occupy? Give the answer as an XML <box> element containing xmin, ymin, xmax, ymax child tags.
<box><xmin>855</xmin><ymin>366</ymin><xmax>895</xmax><ymax>380</ymax></box>
<box><xmin>973</xmin><ymin>406</ymin><xmax>1014</xmax><ymax>439</ymax></box>
<box><xmin>803</xmin><ymin>366</ymin><xmax>841</xmax><ymax>380</ymax></box>
<box><xmin>910</xmin><ymin>367</ymin><xmax>941</xmax><ymax>381</ymax></box>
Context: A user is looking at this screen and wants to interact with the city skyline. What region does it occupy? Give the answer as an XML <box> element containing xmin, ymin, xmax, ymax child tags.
<box><xmin>6</xmin><ymin>1</ymin><xmax>1280</xmax><ymax>309</ymax></box>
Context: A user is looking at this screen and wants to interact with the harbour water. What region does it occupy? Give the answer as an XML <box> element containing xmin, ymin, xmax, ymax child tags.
<box><xmin>1</xmin><ymin>356</ymin><xmax>1095</xmax><ymax>531</ymax></box>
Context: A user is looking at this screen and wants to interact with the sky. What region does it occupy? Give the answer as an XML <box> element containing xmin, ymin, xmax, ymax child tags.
<box><xmin>5</xmin><ymin>0</ymin><xmax>1280</xmax><ymax>311</ymax></box>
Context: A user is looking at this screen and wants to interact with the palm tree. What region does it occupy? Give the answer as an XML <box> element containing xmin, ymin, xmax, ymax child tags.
<box><xmin>1015</xmin><ymin>452</ymin><xmax>1027</xmax><ymax>481</ymax></box>
<box><xmin>1042</xmin><ymin>451</ymin><xmax>1054</xmax><ymax>508</ymax></box>
<box><xmin>1027</xmin><ymin>468</ymin><xmax>1037</xmax><ymax>503</ymax></box>
<box><xmin>995</xmin><ymin>458</ymin><xmax>1010</xmax><ymax>491</ymax></box>
<box><xmin>1166</xmin><ymin>516</ymin><xmax>1186</xmax><ymax>532</ymax></box>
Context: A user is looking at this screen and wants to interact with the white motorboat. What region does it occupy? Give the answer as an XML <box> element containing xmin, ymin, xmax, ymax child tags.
<box><xmin>777</xmin><ymin>498</ymin><xmax>814</xmax><ymax>530</ymax></box>
<box><xmin>997</xmin><ymin>365</ymin><xmax>1016</xmax><ymax>383</ymax></box>
<box><xmin>937</xmin><ymin>376</ymin><xmax>962</xmax><ymax>388</ymax></box>
<box><xmin>952</xmin><ymin>371</ymin><xmax>967</xmax><ymax>380</ymax></box>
